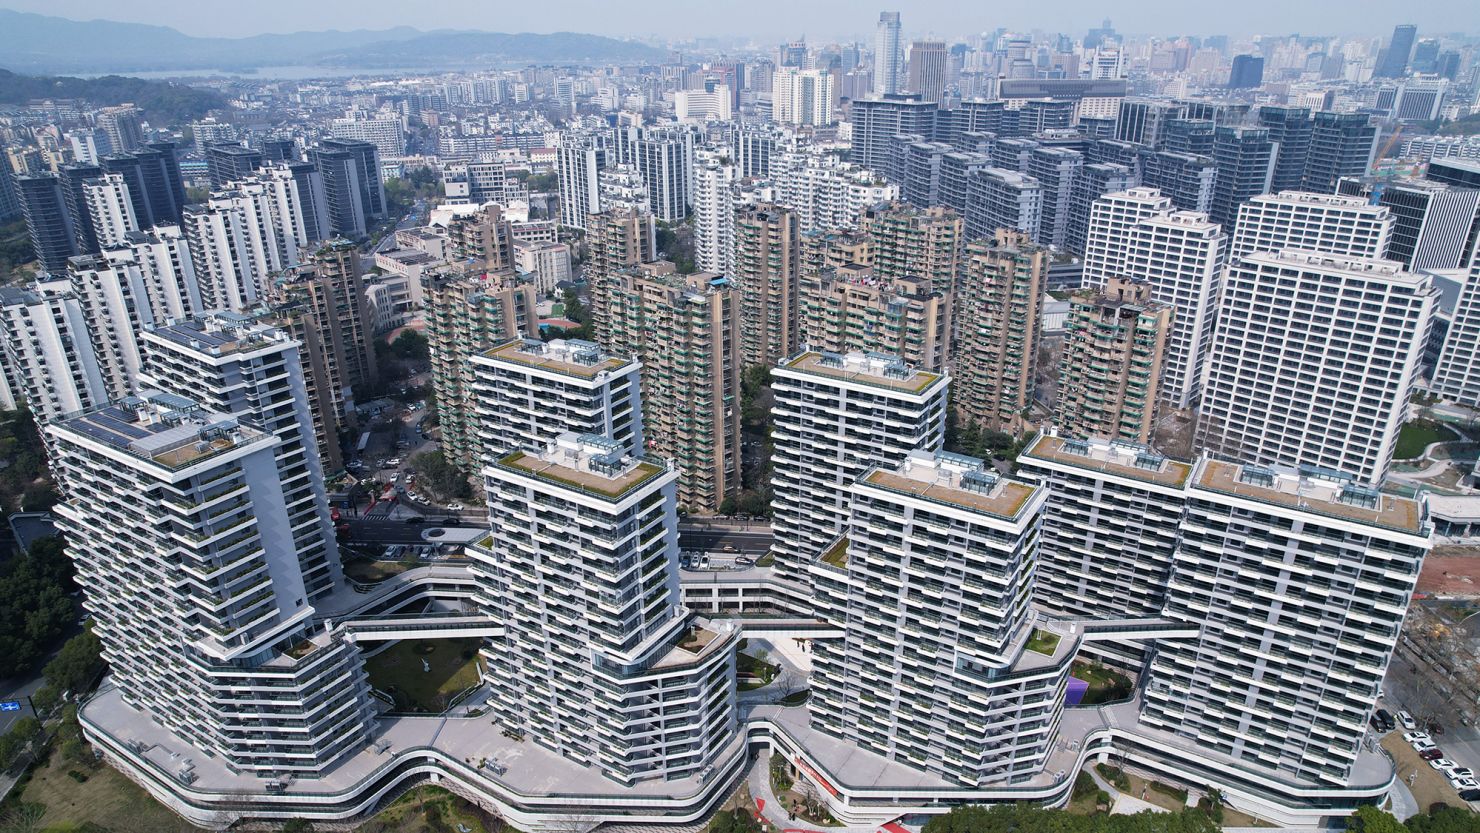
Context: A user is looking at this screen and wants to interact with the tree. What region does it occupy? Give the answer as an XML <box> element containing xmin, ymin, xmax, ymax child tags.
<box><xmin>0</xmin><ymin>716</ymin><xmax>42</xmax><ymax>768</ymax></box>
<box><xmin>1407</xmin><ymin>806</ymin><xmax>1477</xmax><ymax>833</ymax></box>
<box><xmin>1349</xmin><ymin>806</ymin><xmax>1408</xmax><ymax>833</ymax></box>
<box><xmin>280</xmin><ymin>820</ymin><xmax>316</xmax><ymax>833</ymax></box>
<box><xmin>389</xmin><ymin>329</ymin><xmax>430</xmax><ymax>362</ymax></box>
<box><xmin>707</xmin><ymin>809</ymin><xmax>761</xmax><ymax>833</ymax></box>
<box><xmin>44</xmin><ymin>627</ymin><xmax>105</xmax><ymax>695</ymax></box>
<box><xmin>410</xmin><ymin>450</ymin><xmax>473</xmax><ymax>500</ymax></box>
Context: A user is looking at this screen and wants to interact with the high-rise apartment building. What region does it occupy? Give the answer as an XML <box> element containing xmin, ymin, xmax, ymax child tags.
<box><xmin>58</xmin><ymin>163</ymin><xmax>104</xmax><ymax>256</ymax></box>
<box><xmin>857</xmin><ymin>202</ymin><xmax>962</xmax><ymax>294</ymax></box>
<box><xmin>1124</xmin><ymin>210</ymin><xmax>1225</xmax><ymax>409</ymax></box>
<box><xmin>586</xmin><ymin>207</ymin><xmax>657</xmax><ymax>348</ymax></box>
<box><xmin>0</xmin><ymin>279</ymin><xmax>107</xmax><ymax>422</ymax></box>
<box><xmin>310</xmin><ymin>139</ymin><xmax>385</xmax><ymax>239</ymax></box>
<box><xmin>96</xmin><ymin>106</ymin><xmax>145</xmax><ymax>153</ymax></box>
<box><xmin>734</xmin><ymin>204</ymin><xmax>801</xmax><ymax>367</ymax></box>
<box><xmin>872</xmin><ymin>12</ymin><xmax>904</xmax><ymax>96</ymax></box>
<box><xmin>1082</xmin><ymin>188</ymin><xmax>1174</xmax><ymax>289</ymax></box>
<box><xmin>1209</xmin><ymin>126</ymin><xmax>1276</xmax><ymax>230</ymax></box>
<box><xmin>556</xmin><ymin>131</ymin><xmax>607</xmax><ymax>229</ymax></box>
<box><xmin>182</xmin><ymin>187</ymin><xmax>298</xmax><ymax>312</ymax></box>
<box><xmin>1055</xmin><ymin>278</ymin><xmax>1173</xmax><ymax>443</ymax></box>
<box><xmin>768</xmin><ymin>349</ymin><xmax>948</xmax><ymax>598</ymax></box>
<box><xmin>16</xmin><ymin>174</ymin><xmax>80</xmax><ymax>275</ymax></box>
<box><xmin>953</xmin><ymin>230</ymin><xmax>1046</xmax><ymax>436</ymax></box>
<box><xmin>800</xmin><ymin>267</ymin><xmax>951</xmax><ymax>370</ymax></box>
<box><xmin>1229</xmin><ymin>191</ymin><xmax>1392</xmax><ymax>261</ymax></box>
<box><xmin>1141</xmin><ymin>457</ymin><xmax>1428</xmax><ymax>784</ymax></box>
<box><xmin>1432</xmin><ymin>260</ymin><xmax>1480</xmax><ymax>407</ymax></box>
<box><xmin>1302</xmin><ymin>113</ymin><xmax>1377</xmax><ymax>193</ymax></box>
<box><xmin>1197</xmin><ymin>251</ymin><xmax>1434</xmax><ymax>483</ymax></box>
<box><xmin>1257</xmin><ymin>106</ymin><xmax>1314</xmax><ymax>193</ymax></box>
<box><xmin>423</xmin><ymin>266</ymin><xmax>540</xmax><ymax>472</ymax></box>
<box><xmin>906</xmin><ymin>39</ymin><xmax>948</xmax><ymax>103</ymax></box>
<box><xmin>1139</xmin><ymin>150</ymin><xmax>1216</xmax><ymax>214</ymax></box>
<box><xmin>48</xmin><ymin>394</ymin><xmax>374</xmax><ymax>777</ymax></box>
<box><xmin>329</xmin><ymin>112</ymin><xmax>406</xmax><ymax>160</ymax></box>
<box><xmin>205</xmin><ymin>142</ymin><xmax>265</xmax><ymax>189</ymax></box>
<box><xmin>604</xmin><ymin>266</ymin><xmax>741</xmax><ymax>513</ymax></box>
<box><xmin>849</xmin><ymin>94</ymin><xmax>938</xmax><ymax>174</ymax></box>
<box><xmin>473</xmin><ymin>432</ymin><xmax>737</xmax><ymax>785</ymax></box>
<box><xmin>963</xmin><ymin>167</ymin><xmax>1042</xmax><ymax>241</ymax></box>
<box><xmin>773</xmin><ymin>68</ymin><xmax>836</xmax><ymax>126</ymax></box>
<box><xmin>1337</xmin><ymin>177</ymin><xmax>1480</xmax><ymax>271</ymax></box>
<box><xmin>1065</xmin><ymin>162</ymin><xmax>1136</xmax><ymax>255</ymax></box>
<box><xmin>140</xmin><ymin>314</ymin><xmax>345</xmax><ymax>597</ymax></box>
<box><xmin>101</xmin><ymin>143</ymin><xmax>187</xmax><ymax>227</ymax></box>
<box><xmin>81</xmin><ymin>172</ymin><xmax>138</xmax><ymax>250</ymax></box>
<box><xmin>693</xmin><ymin>150</ymin><xmax>739</xmax><ymax>275</ymax></box>
<box><xmin>1027</xmin><ymin>147</ymin><xmax>1083</xmax><ymax>249</ymax></box>
<box><xmin>809</xmin><ymin>449</ymin><xmax>1056</xmax><ymax>787</ymax></box>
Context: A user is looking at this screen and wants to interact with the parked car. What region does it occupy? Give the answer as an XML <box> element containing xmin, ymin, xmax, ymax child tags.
<box><xmin>1419</xmin><ymin>747</ymin><xmax>1444</xmax><ymax>761</ymax></box>
<box><xmin>1459</xmin><ymin>788</ymin><xmax>1480</xmax><ymax>802</ymax></box>
<box><xmin>1430</xmin><ymin>758</ymin><xmax>1459</xmax><ymax>772</ymax></box>
<box><xmin>1404</xmin><ymin>731</ymin><xmax>1432</xmax><ymax>745</ymax></box>
<box><xmin>1398</xmin><ymin>711</ymin><xmax>1417</xmax><ymax>730</ymax></box>
<box><xmin>735</xmin><ymin>555</ymin><xmax>754</xmax><ymax>567</ymax></box>
<box><xmin>1453</xmin><ymin>777</ymin><xmax>1480</xmax><ymax>793</ymax></box>
<box><xmin>1448</xmin><ymin>767</ymin><xmax>1475</xmax><ymax>782</ymax></box>
<box><xmin>1374</xmin><ymin>709</ymin><xmax>1396</xmax><ymax>732</ymax></box>
<box><xmin>446</xmin><ymin>502</ymin><xmax>465</xmax><ymax>511</ymax></box>
<box><xmin>405</xmin><ymin>516</ymin><xmax>426</xmax><ymax>524</ymax></box>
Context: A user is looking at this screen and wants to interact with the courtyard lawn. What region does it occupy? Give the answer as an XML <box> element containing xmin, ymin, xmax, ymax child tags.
<box><xmin>1072</xmin><ymin>660</ymin><xmax>1134</xmax><ymax>705</ymax></box>
<box><xmin>1026</xmin><ymin>628</ymin><xmax>1061</xmax><ymax>656</ymax></box>
<box><xmin>364</xmin><ymin>637</ymin><xmax>483</xmax><ymax>713</ymax></box>
<box><xmin>1395</xmin><ymin>420</ymin><xmax>1460</xmax><ymax>459</ymax></box>
<box><xmin>17</xmin><ymin>746</ymin><xmax>203</xmax><ymax>832</ymax></box>
<box><xmin>343</xmin><ymin>558</ymin><xmax>411</xmax><ymax>584</ymax></box>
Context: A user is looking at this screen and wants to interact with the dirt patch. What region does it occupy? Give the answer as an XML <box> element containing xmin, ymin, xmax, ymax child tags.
<box><xmin>1380</xmin><ymin>731</ymin><xmax>1469</xmax><ymax>812</ymax></box>
<box><xmin>1417</xmin><ymin>548</ymin><xmax>1480</xmax><ymax>596</ymax></box>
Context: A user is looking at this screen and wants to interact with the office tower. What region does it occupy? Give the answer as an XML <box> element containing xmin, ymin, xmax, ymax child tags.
<box><xmin>423</xmin><ymin>267</ymin><xmax>540</xmax><ymax>472</ymax></box>
<box><xmin>1395</xmin><ymin>78</ymin><xmax>1448</xmax><ymax>122</ymax></box>
<box><xmin>734</xmin><ymin>204</ymin><xmax>801</xmax><ymax>367</ymax></box>
<box><xmin>1197</xmin><ymin>251</ymin><xmax>1433</xmax><ymax>483</ymax></box>
<box><xmin>1065</xmin><ymin>162</ymin><xmax>1135</xmax><ymax>255</ymax></box>
<box><xmin>1163</xmin><ymin>119</ymin><xmax>1215</xmax><ymax>157</ymax></box>
<box><xmin>809</xmin><ymin>449</ymin><xmax>1056</xmax><ymax>787</ymax></box>
<box><xmin>858</xmin><ymin>202</ymin><xmax>962</xmax><ymax>294</ymax></box>
<box><xmin>1410</xmin><ymin>38</ymin><xmax>1439</xmax><ymax>73</ymax></box>
<box><xmin>1228</xmin><ymin>55</ymin><xmax>1265</xmax><ymax>89</ymax></box>
<box><xmin>1055</xmin><ymin>277</ymin><xmax>1173</xmax><ymax>443</ymax></box>
<box><xmin>310</xmin><ymin>139</ymin><xmax>385</xmax><ymax>239</ymax></box>
<box><xmin>693</xmin><ymin>150</ymin><xmax>738</xmax><ymax>275</ymax></box>
<box><xmin>604</xmin><ymin>267</ymin><xmax>741</xmax><ymax>513</ymax></box>
<box><xmin>1017</xmin><ymin>433</ymin><xmax>1188</xmax><ymax>624</ymax></box>
<box><xmin>1141</xmin><ymin>457</ymin><xmax>1428</xmax><ymax>783</ymax></box>
<box><xmin>58</xmin><ymin>162</ymin><xmax>105</xmax><ymax>255</ymax></box>
<box><xmin>1209</xmin><ymin>126</ymin><xmax>1276</xmax><ymax>231</ymax></box>
<box><xmin>778</xmin><ymin>39</ymin><xmax>808</xmax><ymax>67</ymax></box>
<box><xmin>140</xmin><ymin>314</ymin><xmax>345</xmax><ymax>597</ymax></box>
<box><xmin>1432</xmin><ymin>263</ymin><xmax>1480</xmax><ymax>407</ymax></box>
<box><xmin>1027</xmin><ymin>147</ymin><xmax>1083</xmax><ymax>248</ymax></box>
<box><xmin>731</xmin><ymin>127</ymin><xmax>776</xmax><ymax>178</ymax></box>
<box><xmin>768</xmin><ymin>349</ymin><xmax>948</xmax><ymax>596</ymax></box>
<box><xmin>902</xmin><ymin>140</ymin><xmax>951</xmax><ymax>209</ymax></box>
<box><xmin>963</xmin><ymin>167</ymin><xmax>1042</xmax><ymax>241</ymax></box>
<box><xmin>873</xmin><ymin>12</ymin><xmax>904</xmax><ymax>96</ymax></box>
<box><xmin>474</xmin><ymin>432</ymin><xmax>737</xmax><ymax>785</ymax></box>
<box><xmin>0</xmin><ymin>279</ymin><xmax>107</xmax><ymax>421</ymax></box>
<box><xmin>1116</xmin><ymin>99</ymin><xmax>1186</xmax><ymax>148</ymax></box>
<box><xmin>1257</xmin><ymin>106</ymin><xmax>1314</xmax><ymax>192</ymax></box>
<box><xmin>954</xmin><ymin>230</ymin><xmax>1046</xmax><ymax>435</ymax></box>
<box><xmin>1139</xmin><ymin>151</ymin><xmax>1216</xmax><ymax>213</ymax></box>
<box><xmin>205</xmin><ymin>142</ymin><xmax>264</xmax><ymax>189</ymax></box>
<box><xmin>801</xmin><ymin>268</ymin><xmax>951</xmax><ymax>370</ymax></box>
<box><xmin>586</xmin><ymin>207</ymin><xmax>657</xmax><ymax>347</ymax></box>
<box><xmin>906</xmin><ymin>39</ymin><xmax>948</xmax><ymax>102</ymax></box>
<box><xmin>1376</xmin><ymin>24</ymin><xmax>1418</xmax><ymax>78</ymax></box>
<box><xmin>17</xmin><ymin>174</ymin><xmax>80</xmax><ymax>274</ymax></box>
<box><xmin>181</xmin><ymin>186</ymin><xmax>298</xmax><ymax>312</ymax></box>
<box><xmin>471</xmin><ymin>339</ymin><xmax>643</xmax><ymax>472</ymax></box>
<box><xmin>849</xmin><ymin>94</ymin><xmax>939</xmax><ymax>174</ymax></box>
<box><xmin>1426</xmin><ymin>159</ymin><xmax>1480</xmax><ymax>190</ymax></box>
<box><xmin>1302</xmin><ymin>112</ymin><xmax>1377</xmax><ymax>193</ymax></box>
<box><xmin>102</xmin><ymin>143</ymin><xmax>187</xmax><ymax>227</ymax></box>
<box><xmin>1230</xmin><ymin>191</ymin><xmax>1392</xmax><ymax>261</ymax></box>
<box><xmin>556</xmin><ymin>131</ymin><xmax>607</xmax><ymax>229</ymax></box>
<box><xmin>97</xmin><ymin>105</ymin><xmax>145</xmax><ymax>153</ymax></box>
<box><xmin>329</xmin><ymin>113</ymin><xmax>405</xmax><ymax>159</ymax></box>
<box><xmin>773</xmin><ymin>68</ymin><xmax>835</xmax><ymax>126</ymax></box>
<box><xmin>82</xmin><ymin>172</ymin><xmax>139</xmax><ymax>250</ymax></box>
<box><xmin>938</xmin><ymin>151</ymin><xmax>991</xmax><ymax>216</ymax></box>
<box><xmin>48</xmin><ymin>394</ymin><xmax>374</xmax><ymax>777</ymax></box>
<box><xmin>1339</xmin><ymin>178</ymin><xmax>1480</xmax><ymax>271</ymax></box>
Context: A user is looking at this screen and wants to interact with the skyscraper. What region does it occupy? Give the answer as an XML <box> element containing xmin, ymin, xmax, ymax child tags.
<box><xmin>953</xmin><ymin>230</ymin><xmax>1046</xmax><ymax>436</ymax></box>
<box><xmin>849</xmin><ymin>94</ymin><xmax>939</xmax><ymax>174</ymax></box>
<box><xmin>1257</xmin><ymin>106</ymin><xmax>1314</xmax><ymax>192</ymax></box>
<box><xmin>1209</xmin><ymin>126</ymin><xmax>1276</xmax><ymax>230</ymax></box>
<box><xmin>17</xmin><ymin>174</ymin><xmax>80</xmax><ymax>275</ymax></box>
<box><xmin>872</xmin><ymin>12</ymin><xmax>904</xmax><ymax>96</ymax></box>
<box><xmin>734</xmin><ymin>204</ymin><xmax>801</xmax><ymax>367</ymax></box>
<box><xmin>773</xmin><ymin>68</ymin><xmax>836</xmax><ymax>126</ymax></box>
<box><xmin>1375</xmin><ymin>24</ymin><xmax>1418</xmax><ymax>78</ymax></box>
<box><xmin>1302</xmin><ymin>112</ymin><xmax>1377</xmax><ymax>193</ymax></box>
<box><xmin>1227</xmin><ymin>54</ymin><xmax>1265</xmax><ymax>89</ymax></box>
<box><xmin>310</xmin><ymin>139</ymin><xmax>385</xmax><ymax>238</ymax></box>
<box><xmin>906</xmin><ymin>39</ymin><xmax>948</xmax><ymax>103</ymax></box>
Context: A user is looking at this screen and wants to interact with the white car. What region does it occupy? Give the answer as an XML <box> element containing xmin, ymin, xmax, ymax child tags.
<box><xmin>1404</xmin><ymin>731</ymin><xmax>1433</xmax><ymax>745</ymax></box>
<box><xmin>1414</xmin><ymin>741</ymin><xmax>1439</xmax><ymax>755</ymax></box>
<box><xmin>1430</xmin><ymin>758</ymin><xmax>1459</xmax><ymax>772</ymax></box>
<box><xmin>1448</xmin><ymin>767</ymin><xmax>1475</xmax><ymax>783</ymax></box>
<box><xmin>1453</xmin><ymin>777</ymin><xmax>1480</xmax><ymax>792</ymax></box>
<box><xmin>1398</xmin><ymin>711</ymin><xmax>1417</xmax><ymax>730</ymax></box>
<box><xmin>446</xmin><ymin>502</ymin><xmax>464</xmax><ymax>511</ymax></box>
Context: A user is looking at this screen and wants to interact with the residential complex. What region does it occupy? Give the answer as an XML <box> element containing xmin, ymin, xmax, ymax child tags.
<box><xmin>953</xmin><ymin>230</ymin><xmax>1046</xmax><ymax>436</ymax></box>
<box><xmin>799</xmin><ymin>267</ymin><xmax>951</xmax><ymax>371</ymax></box>
<box><xmin>734</xmin><ymin>204</ymin><xmax>802</xmax><ymax>368</ymax></box>
<box><xmin>1055</xmin><ymin>277</ymin><xmax>1173</xmax><ymax>443</ymax></box>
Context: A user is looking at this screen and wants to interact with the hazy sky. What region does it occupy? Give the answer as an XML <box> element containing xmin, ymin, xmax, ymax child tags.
<box><xmin>3</xmin><ymin>0</ymin><xmax>1475</xmax><ymax>42</ymax></box>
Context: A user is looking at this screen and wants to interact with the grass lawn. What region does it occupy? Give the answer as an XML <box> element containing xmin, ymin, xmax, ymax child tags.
<box><xmin>365</xmin><ymin>638</ymin><xmax>484</xmax><ymax>713</ymax></box>
<box><xmin>779</xmin><ymin>689</ymin><xmax>811</xmax><ymax>706</ymax></box>
<box><xmin>1395</xmin><ymin>420</ymin><xmax>1460</xmax><ymax>459</ymax></box>
<box><xmin>1026</xmin><ymin>628</ymin><xmax>1061</xmax><ymax>656</ymax></box>
<box><xmin>1122</xmin><ymin>772</ymin><xmax>1187</xmax><ymax>812</ymax></box>
<box><xmin>736</xmin><ymin>651</ymin><xmax>779</xmax><ymax>691</ymax></box>
<box><xmin>1072</xmin><ymin>660</ymin><xmax>1133</xmax><ymax>704</ymax></box>
<box><xmin>344</xmin><ymin>559</ymin><xmax>412</xmax><ymax>584</ymax></box>
<box><xmin>16</xmin><ymin>747</ymin><xmax>205</xmax><ymax>832</ymax></box>
<box><xmin>365</xmin><ymin>785</ymin><xmax>502</xmax><ymax>832</ymax></box>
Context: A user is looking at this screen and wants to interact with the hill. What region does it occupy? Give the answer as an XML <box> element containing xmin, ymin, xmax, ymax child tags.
<box><xmin>0</xmin><ymin>69</ymin><xmax>228</xmax><ymax>124</ymax></box>
<box><xmin>0</xmin><ymin>9</ymin><xmax>665</xmax><ymax>74</ymax></box>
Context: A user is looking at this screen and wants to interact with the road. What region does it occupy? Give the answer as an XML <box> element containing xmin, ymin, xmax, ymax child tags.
<box><xmin>1384</xmin><ymin>649</ymin><xmax>1480</xmax><ymax>781</ymax></box>
<box><xmin>675</xmin><ymin>526</ymin><xmax>774</xmax><ymax>555</ymax></box>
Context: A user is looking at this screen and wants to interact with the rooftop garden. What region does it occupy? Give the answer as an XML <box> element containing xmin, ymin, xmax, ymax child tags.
<box><xmin>1026</xmin><ymin>628</ymin><xmax>1061</xmax><ymax>657</ymax></box>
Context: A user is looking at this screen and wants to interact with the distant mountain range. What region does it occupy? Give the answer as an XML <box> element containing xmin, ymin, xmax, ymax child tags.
<box><xmin>0</xmin><ymin>9</ymin><xmax>668</xmax><ymax>74</ymax></box>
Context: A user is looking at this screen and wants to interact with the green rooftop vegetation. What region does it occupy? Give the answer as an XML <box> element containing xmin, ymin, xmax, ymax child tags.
<box><xmin>1026</xmin><ymin>628</ymin><xmax>1061</xmax><ymax>657</ymax></box>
